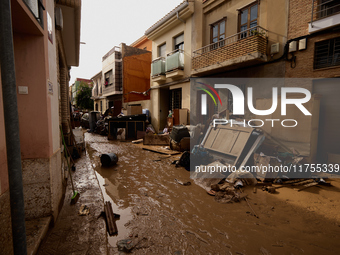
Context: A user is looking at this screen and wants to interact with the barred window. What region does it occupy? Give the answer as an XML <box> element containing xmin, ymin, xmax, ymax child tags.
<box><xmin>318</xmin><ymin>0</ymin><xmax>340</xmax><ymax>19</ymax></box>
<box><xmin>314</xmin><ymin>37</ymin><xmax>340</xmax><ymax>69</ymax></box>
<box><xmin>169</xmin><ymin>88</ymin><xmax>182</xmax><ymax>110</ymax></box>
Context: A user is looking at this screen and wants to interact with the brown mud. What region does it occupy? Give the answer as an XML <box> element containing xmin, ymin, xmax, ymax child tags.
<box><xmin>86</xmin><ymin>133</ymin><xmax>340</xmax><ymax>255</ymax></box>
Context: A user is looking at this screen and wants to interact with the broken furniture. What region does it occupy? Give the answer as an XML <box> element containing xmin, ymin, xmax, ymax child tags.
<box><xmin>169</xmin><ymin>125</ymin><xmax>191</xmax><ymax>152</ymax></box>
<box><xmin>108</xmin><ymin>114</ymin><xmax>146</xmax><ymax>140</ymax></box>
<box><xmin>200</xmin><ymin>122</ymin><xmax>265</xmax><ymax>169</ymax></box>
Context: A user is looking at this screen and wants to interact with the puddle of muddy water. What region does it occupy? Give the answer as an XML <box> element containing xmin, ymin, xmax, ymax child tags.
<box><xmin>85</xmin><ymin>134</ymin><xmax>340</xmax><ymax>255</ymax></box>
<box><xmin>94</xmin><ymin>171</ymin><xmax>133</xmax><ymax>247</ymax></box>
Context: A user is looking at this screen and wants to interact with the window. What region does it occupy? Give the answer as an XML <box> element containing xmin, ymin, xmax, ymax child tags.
<box><xmin>158</xmin><ymin>44</ymin><xmax>166</xmax><ymax>58</ymax></box>
<box><xmin>169</xmin><ymin>88</ymin><xmax>182</xmax><ymax>110</ymax></box>
<box><xmin>174</xmin><ymin>34</ymin><xmax>184</xmax><ymax>50</ymax></box>
<box><xmin>318</xmin><ymin>0</ymin><xmax>340</xmax><ymax>19</ymax></box>
<box><xmin>104</xmin><ymin>70</ymin><xmax>113</xmax><ymax>86</ymax></box>
<box><xmin>314</xmin><ymin>37</ymin><xmax>340</xmax><ymax>69</ymax></box>
<box><xmin>211</xmin><ymin>19</ymin><xmax>226</xmax><ymax>44</ymax></box>
<box><xmin>100</xmin><ymin>101</ymin><xmax>103</xmax><ymax>112</ymax></box>
<box><xmin>239</xmin><ymin>3</ymin><xmax>258</xmax><ymax>39</ymax></box>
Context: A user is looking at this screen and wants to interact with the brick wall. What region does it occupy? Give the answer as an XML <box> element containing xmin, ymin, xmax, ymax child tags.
<box><xmin>286</xmin><ymin>0</ymin><xmax>340</xmax><ymax>78</ymax></box>
<box><xmin>286</xmin><ymin>31</ymin><xmax>340</xmax><ymax>79</ymax></box>
<box><xmin>192</xmin><ymin>35</ymin><xmax>267</xmax><ymax>70</ymax></box>
<box><xmin>287</xmin><ymin>0</ymin><xmax>314</xmax><ymax>39</ymax></box>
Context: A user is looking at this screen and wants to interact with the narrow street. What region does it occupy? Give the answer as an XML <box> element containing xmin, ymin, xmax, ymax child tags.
<box><xmin>85</xmin><ymin>133</ymin><xmax>340</xmax><ymax>255</ymax></box>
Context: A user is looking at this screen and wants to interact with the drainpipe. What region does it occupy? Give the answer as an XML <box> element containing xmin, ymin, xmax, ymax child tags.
<box><xmin>0</xmin><ymin>1</ymin><xmax>27</xmax><ymax>255</ymax></box>
<box><xmin>177</xmin><ymin>12</ymin><xmax>186</xmax><ymax>24</ymax></box>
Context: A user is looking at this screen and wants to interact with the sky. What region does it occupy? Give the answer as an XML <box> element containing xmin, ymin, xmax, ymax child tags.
<box><xmin>70</xmin><ymin>0</ymin><xmax>185</xmax><ymax>85</ymax></box>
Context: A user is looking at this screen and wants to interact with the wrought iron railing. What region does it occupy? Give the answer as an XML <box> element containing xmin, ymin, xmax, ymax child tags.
<box><xmin>311</xmin><ymin>0</ymin><xmax>340</xmax><ymax>25</ymax></box>
<box><xmin>192</xmin><ymin>26</ymin><xmax>268</xmax><ymax>58</ymax></box>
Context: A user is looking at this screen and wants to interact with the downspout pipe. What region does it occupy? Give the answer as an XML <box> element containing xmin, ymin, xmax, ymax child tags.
<box><xmin>177</xmin><ymin>11</ymin><xmax>186</xmax><ymax>24</ymax></box>
<box><xmin>0</xmin><ymin>1</ymin><xmax>27</xmax><ymax>255</ymax></box>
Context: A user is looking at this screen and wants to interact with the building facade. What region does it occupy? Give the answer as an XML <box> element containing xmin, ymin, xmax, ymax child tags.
<box><xmin>101</xmin><ymin>46</ymin><xmax>123</xmax><ymax>114</ymax></box>
<box><xmin>0</xmin><ymin>0</ymin><xmax>81</xmax><ymax>253</ymax></box>
<box><xmin>130</xmin><ymin>35</ymin><xmax>153</xmax><ymax>51</ymax></box>
<box><xmin>190</xmin><ymin>0</ymin><xmax>289</xmax><ymax>119</ymax></box>
<box><xmin>146</xmin><ymin>0</ymin><xmax>194</xmax><ymax>132</ymax></box>
<box><xmin>71</xmin><ymin>78</ymin><xmax>93</xmax><ymax>106</ymax></box>
<box><xmin>91</xmin><ymin>71</ymin><xmax>104</xmax><ymax>113</ymax></box>
<box><xmin>285</xmin><ymin>0</ymin><xmax>340</xmax><ymax>163</ymax></box>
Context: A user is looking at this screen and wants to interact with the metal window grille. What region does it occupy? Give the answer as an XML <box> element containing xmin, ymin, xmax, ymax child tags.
<box><xmin>314</xmin><ymin>37</ymin><xmax>340</xmax><ymax>69</ymax></box>
<box><xmin>318</xmin><ymin>0</ymin><xmax>340</xmax><ymax>18</ymax></box>
<box><xmin>169</xmin><ymin>88</ymin><xmax>182</xmax><ymax>110</ymax></box>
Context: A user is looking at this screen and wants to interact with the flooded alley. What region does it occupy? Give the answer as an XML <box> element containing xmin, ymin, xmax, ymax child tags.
<box><xmin>86</xmin><ymin>133</ymin><xmax>340</xmax><ymax>255</ymax></box>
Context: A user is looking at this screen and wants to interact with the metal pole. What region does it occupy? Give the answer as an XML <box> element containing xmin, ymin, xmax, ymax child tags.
<box><xmin>0</xmin><ymin>1</ymin><xmax>27</xmax><ymax>254</ymax></box>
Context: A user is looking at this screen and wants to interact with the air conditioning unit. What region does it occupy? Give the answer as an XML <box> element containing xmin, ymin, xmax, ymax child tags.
<box><xmin>55</xmin><ymin>7</ymin><xmax>63</xmax><ymax>30</ymax></box>
<box><xmin>289</xmin><ymin>41</ymin><xmax>297</xmax><ymax>52</ymax></box>
<box><xmin>270</xmin><ymin>43</ymin><xmax>280</xmax><ymax>54</ymax></box>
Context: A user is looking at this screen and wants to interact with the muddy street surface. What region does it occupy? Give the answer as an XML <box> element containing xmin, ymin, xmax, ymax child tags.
<box><xmin>85</xmin><ymin>133</ymin><xmax>340</xmax><ymax>255</ymax></box>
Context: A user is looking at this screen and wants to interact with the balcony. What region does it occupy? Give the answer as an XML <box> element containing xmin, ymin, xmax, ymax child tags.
<box><xmin>165</xmin><ymin>49</ymin><xmax>184</xmax><ymax>79</ymax></box>
<box><xmin>151</xmin><ymin>57</ymin><xmax>166</xmax><ymax>83</ymax></box>
<box><xmin>192</xmin><ymin>26</ymin><xmax>268</xmax><ymax>76</ymax></box>
<box><xmin>309</xmin><ymin>0</ymin><xmax>340</xmax><ymax>33</ymax></box>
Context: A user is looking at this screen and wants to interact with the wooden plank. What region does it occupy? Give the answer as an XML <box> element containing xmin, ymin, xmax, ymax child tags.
<box><xmin>132</xmin><ymin>139</ymin><xmax>143</xmax><ymax>144</ymax></box>
<box><xmin>296</xmin><ymin>182</ymin><xmax>319</xmax><ymax>192</ymax></box>
<box><xmin>104</xmin><ymin>202</ymin><xmax>114</xmax><ymax>235</ymax></box>
<box><xmin>104</xmin><ymin>201</ymin><xmax>118</xmax><ymax>235</ymax></box>
<box><xmin>142</xmin><ymin>145</ymin><xmax>181</xmax><ymax>155</ymax></box>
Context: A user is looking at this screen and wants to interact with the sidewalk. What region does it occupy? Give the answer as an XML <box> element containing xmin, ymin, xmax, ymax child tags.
<box><xmin>37</xmin><ymin>147</ymin><xmax>107</xmax><ymax>254</ymax></box>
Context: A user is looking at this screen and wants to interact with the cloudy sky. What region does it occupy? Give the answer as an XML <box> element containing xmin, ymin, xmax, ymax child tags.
<box><xmin>70</xmin><ymin>0</ymin><xmax>184</xmax><ymax>84</ymax></box>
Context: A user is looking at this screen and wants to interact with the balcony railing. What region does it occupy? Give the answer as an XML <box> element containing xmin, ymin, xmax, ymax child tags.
<box><xmin>311</xmin><ymin>0</ymin><xmax>340</xmax><ymax>23</ymax></box>
<box><xmin>166</xmin><ymin>49</ymin><xmax>184</xmax><ymax>72</ymax></box>
<box><xmin>192</xmin><ymin>26</ymin><xmax>268</xmax><ymax>71</ymax></box>
<box><xmin>151</xmin><ymin>57</ymin><xmax>166</xmax><ymax>77</ymax></box>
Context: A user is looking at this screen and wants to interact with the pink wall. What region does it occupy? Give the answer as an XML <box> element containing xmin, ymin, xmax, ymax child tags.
<box><xmin>13</xmin><ymin>33</ymin><xmax>53</xmax><ymax>159</ymax></box>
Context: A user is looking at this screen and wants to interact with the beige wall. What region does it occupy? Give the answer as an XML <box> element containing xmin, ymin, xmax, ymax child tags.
<box><xmin>47</xmin><ymin>0</ymin><xmax>61</xmax><ymax>154</ymax></box>
<box><xmin>151</xmin><ymin>17</ymin><xmax>192</xmax><ymax>87</ymax></box>
<box><xmin>194</xmin><ymin>0</ymin><xmax>288</xmax><ymax>57</ymax></box>
<box><xmin>150</xmin><ymin>89</ymin><xmax>161</xmax><ymax>132</ymax></box>
<box><xmin>147</xmin><ymin>4</ymin><xmax>193</xmax><ymax>131</ymax></box>
<box><xmin>170</xmin><ymin>82</ymin><xmax>190</xmax><ymax>110</ymax></box>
